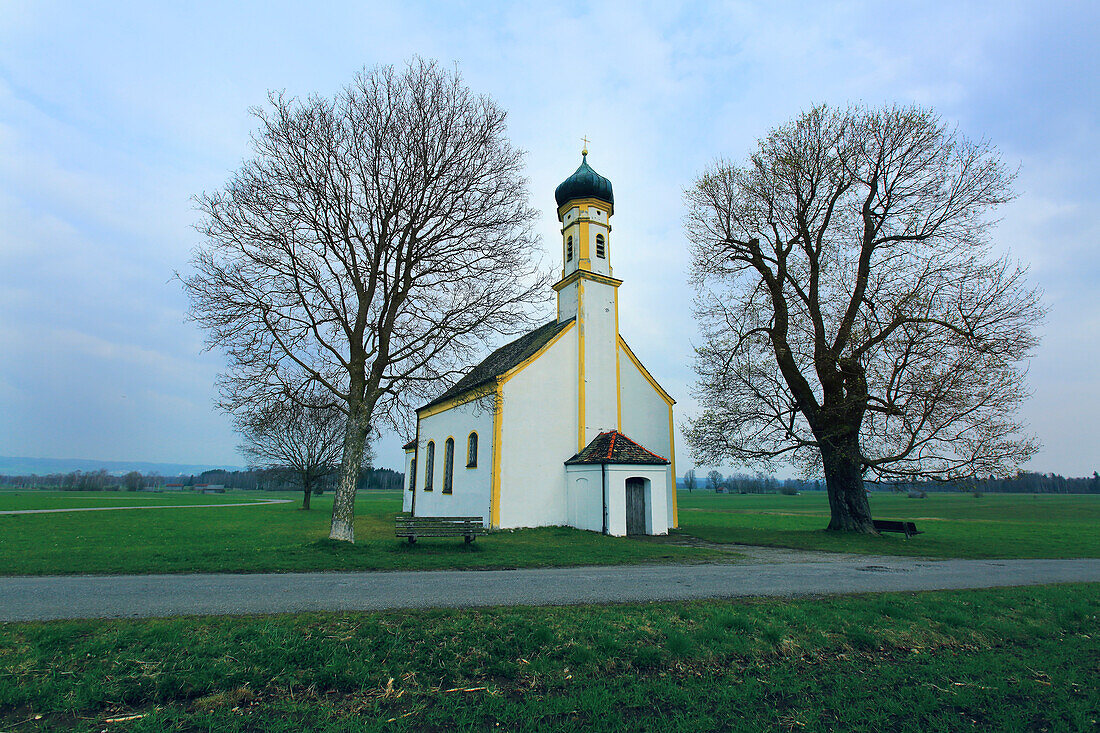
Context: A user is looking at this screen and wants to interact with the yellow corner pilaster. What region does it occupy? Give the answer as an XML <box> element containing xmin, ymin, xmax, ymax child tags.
<box><xmin>579</xmin><ymin>217</ymin><xmax>591</xmax><ymax>268</ymax></box>
<box><xmin>668</xmin><ymin>403</ymin><xmax>678</xmax><ymax>528</ymax></box>
<box><xmin>578</xmin><ymin>279</ymin><xmax>586</xmax><ymax>452</ymax></box>
<box><xmin>490</xmin><ymin>381</ymin><xmax>503</xmax><ymax>529</ymax></box>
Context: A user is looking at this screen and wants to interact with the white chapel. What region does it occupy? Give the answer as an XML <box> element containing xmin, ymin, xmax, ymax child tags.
<box><xmin>401</xmin><ymin>151</ymin><xmax>677</xmax><ymax>535</ymax></box>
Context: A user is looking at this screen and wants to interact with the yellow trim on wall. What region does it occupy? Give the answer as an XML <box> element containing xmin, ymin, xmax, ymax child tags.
<box><xmin>552</xmin><ymin>268</ymin><xmax>622</xmax><ymax>292</ymax></box>
<box><xmin>579</xmin><ymin>218</ymin><xmax>590</xmax><ymax>268</ymax></box>
<box><xmin>417</xmin><ymin>391</ymin><xmax>484</xmax><ymax>419</ymax></box>
<box><xmin>557</xmin><ymin>197</ymin><xmax>614</xmax><ymax>220</ymax></box>
<box><xmin>466</xmin><ymin>431</ymin><xmax>478</xmax><ymax>469</ymax></box>
<box><xmin>442</xmin><ymin>435</ymin><xmax>456</xmax><ymax>495</ymax></box>
<box><xmin>617</xmin><ymin>336</ymin><xmax>675</xmax><ymax>406</ymax></box>
<box><xmin>418</xmin><ymin>321</ymin><xmax>575</xmax><ymax>423</ymax></box>
<box><xmin>668</xmin><ymin>404</ymin><xmax>678</xmax><ymax>528</ymax></box>
<box><xmin>424</xmin><ymin>440</ymin><xmax>436</xmax><ymax>492</ymax></box>
<box><xmin>578</xmin><ymin>279</ymin><xmax>586</xmax><ymax>452</ymax></box>
<box><xmin>490</xmin><ymin>381</ymin><xmax>503</xmax><ymax>528</ymax></box>
<box><xmin>501</xmin><ymin>321</ymin><xmax>575</xmax><ymax>384</ymax></box>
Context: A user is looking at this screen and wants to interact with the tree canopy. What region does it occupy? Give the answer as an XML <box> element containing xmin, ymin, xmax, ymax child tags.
<box><xmin>685</xmin><ymin>104</ymin><xmax>1043</xmax><ymax>531</ymax></box>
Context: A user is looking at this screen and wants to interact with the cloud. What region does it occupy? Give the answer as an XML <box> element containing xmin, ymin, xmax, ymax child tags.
<box><xmin>1</xmin><ymin>0</ymin><xmax>1097</xmax><ymax>477</ymax></box>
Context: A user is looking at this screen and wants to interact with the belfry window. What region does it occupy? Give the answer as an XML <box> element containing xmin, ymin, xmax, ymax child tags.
<box><xmin>566</xmin><ymin>235</ymin><xmax>573</xmax><ymax>262</ymax></box>
<box><xmin>596</xmin><ymin>234</ymin><xmax>606</xmax><ymax>258</ymax></box>
<box><xmin>424</xmin><ymin>441</ymin><xmax>435</xmax><ymax>491</ymax></box>
<box><xmin>467</xmin><ymin>432</ymin><xmax>478</xmax><ymax>467</ymax></box>
<box><xmin>443</xmin><ymin>438</ymin><xmax>455</xmax><ymax>494</ymax></box>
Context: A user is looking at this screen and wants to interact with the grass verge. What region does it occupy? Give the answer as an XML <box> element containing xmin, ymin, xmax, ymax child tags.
<box><xmin>677</xmin><ymin>492</ymin><xmax>1100</xmax><ymax>559</ymax></box>
<box><xmin>1</xmin><ymin>584</ymin><xmax>1097</xmax><ymax>731</ymax></box>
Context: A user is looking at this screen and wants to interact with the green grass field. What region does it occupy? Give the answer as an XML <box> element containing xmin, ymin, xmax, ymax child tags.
<box><xmin>2</xmin><ymin>489</ymin><xmax>1098</xmax><ymax>576</ymax></box>
<box><xmin>0</xmin><ymin>490</ymin><xmax>721</xmax><ymax>575</ymax></box>
<box><xmin>676</xmin><ymin>491</ymin><xmax>1100</xmax><ymax>559</ymax></box>
<box><xmin>2</xmin><ymin>584</ymin><xmax>1096</xmax><ymax>732</ymax></box>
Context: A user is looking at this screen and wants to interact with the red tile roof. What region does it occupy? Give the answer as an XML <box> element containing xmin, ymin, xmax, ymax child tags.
<box><xmin>565</xmin><ymin>430</ymin><xmax>669</xmax><ymax>465</ymax></box>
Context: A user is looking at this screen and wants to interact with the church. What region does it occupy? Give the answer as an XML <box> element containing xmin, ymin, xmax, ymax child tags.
<box><xmin>401</xmin><ymin>150</ymin><xmax>677</xmax><ymax>536</ymax></box>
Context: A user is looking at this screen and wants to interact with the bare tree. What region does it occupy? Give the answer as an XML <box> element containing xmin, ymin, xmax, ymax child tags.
<box><xmin>237</xmin><ymin>397</ymin><xmax>345</xmax><ymax>510</ymax></box>
<box><xmin>122</xmin><ymin>471</ymin><xmax>144</xmax><ymax>492</ymax></box>
<box><xmin>685</xmin><ymin>104</ymin><xmax>1042</xmax><ymax>532</ymax></box>
<box><xmin>683</xmin><ymin>468</ymin><xmax>697</xmax><ymax>492</ymax></box>
<box><xmin>185</xmin><ymin>59</ymin><xmax>548</xmax><ymax>541</ymax></box>
<box><xmin>706</xmin><ymin>470</ymin><xmax>723</xmax><ymax>493</ymax></box>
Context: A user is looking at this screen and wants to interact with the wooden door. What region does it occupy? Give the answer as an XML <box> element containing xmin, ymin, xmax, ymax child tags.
<box><xmin>626</xmin><ymin>478</ymin><xmax>646</xmax><ymax>535</ymax></box>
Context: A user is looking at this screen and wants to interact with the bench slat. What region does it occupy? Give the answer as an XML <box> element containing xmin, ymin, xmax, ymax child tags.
<box><xmin>395</xmin><ymin>515</ymin><xmax>487</xmax><ymax>543</ymax></box>
<box><xmin>873</xmin><ymin>519</ymin><xmax>922</xmax><ymax>537</ymax></box>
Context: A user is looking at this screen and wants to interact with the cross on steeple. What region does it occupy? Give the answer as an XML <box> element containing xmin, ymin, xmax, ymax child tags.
<box><xmin>581</xmin><ymin>135</ymin><xmax>590</xmax><ymax>156</ymax></box>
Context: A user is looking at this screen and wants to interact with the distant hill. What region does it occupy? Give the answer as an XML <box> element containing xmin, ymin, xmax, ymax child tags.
<box><xmin>0</xmin><ymin>456</ymin><xmax>244</xmax><ymax>477</ymax></box>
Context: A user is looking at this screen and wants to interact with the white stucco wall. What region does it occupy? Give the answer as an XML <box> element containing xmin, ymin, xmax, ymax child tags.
<box><xmin>582</xmin><ymin>280</ymin><xmax>620</xmax><ymax>443</ymax></box>
<box><xmin>412</xmin><ymin>397</ymin><xmax>495</xmax><ymax>524</ymax></box>
<box><xmin>618</xmin><ymin>341</ymin><xmax>676</xmax><ymax>530</ymax></box>
<box><xmin>565</xmin><ymin>464</ymin><xmax>605</xmax><ymax>533</ymax></box>
<box><xmin>595</xmin><ymin>466</ymin><xmax>669</xmax><ymax>536</ymax></box>
<box><xmin>498</xmin><ymin>327</ymin><xmax>578</xmax><ymax>529</ymax></box>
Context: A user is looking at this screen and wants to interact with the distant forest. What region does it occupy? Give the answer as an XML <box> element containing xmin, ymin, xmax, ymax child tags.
<box><xmin>0</xmin><ymin>466</ymin><xmax>404</xmax><ymax>493</ymax></box>
<box><xmin>682</xmin><ymin>471</ymin><xmax>1100</xmax><ymax>495</ymax></box>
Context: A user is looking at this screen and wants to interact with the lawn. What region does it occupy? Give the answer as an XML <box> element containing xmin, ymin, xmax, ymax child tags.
<box><xmin>4</xmin><ymin>489</ymin><xmax>1098</xmax><ymax>576</ymax></box>
<box><xmin>0</xmin><ymin>490</ymin><xmax>722</xmax><ymax>576</ymax></box>
<box><xmin>676</xmin><ymin>491</ymin><xmax>1100</xmax><ymax>559</ymax></box>
<box><xmin>1</xmin><ymin>583</ymin><xmax>1096</xmax><ymax>731</ymax></box>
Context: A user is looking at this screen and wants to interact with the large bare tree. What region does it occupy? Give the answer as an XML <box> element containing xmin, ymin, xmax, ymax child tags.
<box><xmin>236</xmin><ymin>397</ymin><xmax>345</xmax><ymax>510</ymax></box>
<box><xmin>685</xmin><ymin>105</ymin><xmax>1043</xmax><ymax>532</ymax></box>
<box><xmin>186</xmin><ymin>59</ymin><xmax>548</xmax><ymax>542</ymax></box>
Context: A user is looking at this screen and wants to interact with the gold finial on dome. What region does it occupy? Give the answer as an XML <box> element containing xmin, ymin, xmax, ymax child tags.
<box><xmin>581</xmin><ymin>135</ymin><xmax>589</xmax><ymax>157</ymax></box>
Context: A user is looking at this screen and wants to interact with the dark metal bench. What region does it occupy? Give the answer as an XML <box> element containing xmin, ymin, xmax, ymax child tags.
<box><xmin>395</xmin><ymin>515</ymin><xmax>486</xmax><ymax>544</ymax></box>
<box><xmin>873</xmin><ymin>519</ymin><xmax>922</xmax><ymax>538</ymax></box>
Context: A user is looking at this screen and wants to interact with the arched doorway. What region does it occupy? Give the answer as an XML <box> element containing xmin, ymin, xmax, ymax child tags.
<box><xmin>625</xmin><ymin>477</ymin><xmax>647</xmax><ymax>535</ymax></box>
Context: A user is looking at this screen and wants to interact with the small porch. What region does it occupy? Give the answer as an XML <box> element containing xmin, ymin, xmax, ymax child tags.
<box><xmin>564</xmin><ymin>431</ymin><xmax>671</xmax><ymax>537</ymax></box>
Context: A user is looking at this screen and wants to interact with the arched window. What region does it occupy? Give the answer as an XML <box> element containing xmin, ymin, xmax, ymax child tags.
<box><xmin>409</xmin><ymin>458</ymin><xmax>416</xmax><ymax>491</ymax></box>
<box><xmin>596</xmin><ymin>233</ymin><xmax>606</xmax><ymax>259</ymax></box>
<box><xmin>467</xmin><ymin>432</ymin><xmax>478</xmax><ymax>468</ymax></box>
<box><xmin>424</xmin><ymin>441</ymin><xmax>435</xmax><ymax>491</ymax></box>
<box><xmin>443</xmin><ymin>437</ymin><xmax>455</xmax><ymax>494</ymax></box>
<box><xmin>566</xmin><ymin>235</ymin><xmax>573</xmax><ymax>262</ymax></box>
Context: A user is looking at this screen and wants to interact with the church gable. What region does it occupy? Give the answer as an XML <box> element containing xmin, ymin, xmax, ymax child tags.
<box><xmin>419</xmin><ymin>317</ymin><xmax>576</xmax><ymax>413</ymax></box>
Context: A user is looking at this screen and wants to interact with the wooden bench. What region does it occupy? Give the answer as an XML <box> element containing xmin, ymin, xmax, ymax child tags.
<box><xmin>395</xmin><ymin>515</ymin><xmax>486</xmax><ymax>544</ymax></box>
<box><xmin>873</xmin><ymin>519</ymin><xmax>922</xmax><ymax>538</ymax></box>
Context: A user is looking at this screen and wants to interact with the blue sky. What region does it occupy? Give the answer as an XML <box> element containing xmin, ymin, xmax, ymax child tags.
<box><xmin>1</xmin><ymin>1</ymin><xmax>1097</xmax><ymax>475</ymax></box>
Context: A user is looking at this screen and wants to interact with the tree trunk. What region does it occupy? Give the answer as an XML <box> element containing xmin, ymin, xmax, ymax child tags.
<box><xmin>820</xmin><ymin>436</ymin><xmax>875</xmax><ymax>533</ymax></box>
<box><xmin>301</xmin><ymin>475</ymin><xmax>312</xmax><ymax>511</ymax></box>
<box><xmin>329</xmin><ymin>398</ymin><xmax>371</xmax><ymax>542</ymax></box>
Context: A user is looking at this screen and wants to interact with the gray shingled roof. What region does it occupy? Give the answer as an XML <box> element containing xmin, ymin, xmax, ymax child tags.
<box><xmin>419</xmin><ymin>318</ymin><xmax>575</xmax><ymax>412</ymax></box>
<box><xmin>565</xmin><ymin>430</ymin><xmax>670</xmax><ymax>465</ymax></box>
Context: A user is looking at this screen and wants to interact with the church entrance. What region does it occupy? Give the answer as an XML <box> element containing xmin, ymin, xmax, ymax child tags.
<box><xmin>625</xmin><ymin>478</ymin><xmax>647</xmax><ymax>535</ymax></box>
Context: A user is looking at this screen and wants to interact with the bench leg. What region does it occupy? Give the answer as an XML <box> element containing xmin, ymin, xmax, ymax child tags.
<box><xmin>407</xmin><ymin>536</ymin><xmax>416</xmax><ymax>545</ymax></box>
<box><xmin>465</xmin><ymin>534</ymin><xmax>474</xmax><ymax>544</ymax></box>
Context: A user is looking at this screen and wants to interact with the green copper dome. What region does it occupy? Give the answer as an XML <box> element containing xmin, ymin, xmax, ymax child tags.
<box><xmin>554</xmin><ymin>154</ymin><xmax>614</xmax><ymax>208</ymax></box>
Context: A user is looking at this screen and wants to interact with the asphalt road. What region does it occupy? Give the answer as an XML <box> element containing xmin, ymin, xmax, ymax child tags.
<box><xmin>2</xmin><ymin>556</ymin><xmax>1098</xmax><ymax>621</ymax></box>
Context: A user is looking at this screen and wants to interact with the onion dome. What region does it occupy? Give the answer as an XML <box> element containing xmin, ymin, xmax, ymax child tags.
<box><xmin>554</xmin><ymin>153</ymin><xmax>614</xmax><ymax>208</ymax></box>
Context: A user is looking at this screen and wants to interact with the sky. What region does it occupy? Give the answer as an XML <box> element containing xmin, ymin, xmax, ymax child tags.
<box><xmin>1</xmin><ymin>0</ymin><xmax>1097</xmax><ymax>476</ymax></box>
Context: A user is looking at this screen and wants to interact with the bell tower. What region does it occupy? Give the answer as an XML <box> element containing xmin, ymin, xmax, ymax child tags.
<box><xmin>552</xmin><ymin>145</ymin><xmax>623</xmax><ymax>449</ymax></box>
